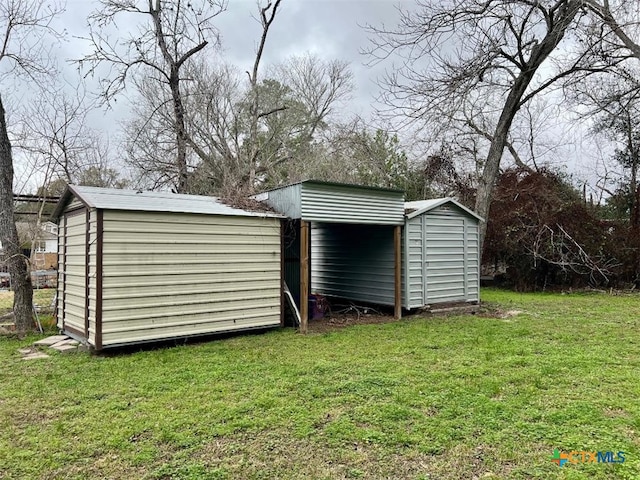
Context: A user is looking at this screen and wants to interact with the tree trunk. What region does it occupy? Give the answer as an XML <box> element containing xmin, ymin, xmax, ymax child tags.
<box><xmin>475</xmin><ymin>0</ymin><xmax>582</xmax><ymax>253</ymax></box>
<box><xmin>0</xmin><ymin>94</ymin><xmax>33</xmax><ymax>332</ymax></box>
<box><xmin>169</xmin><ymin>69</ymin><xmax>188</xmax><ymax>193</ymax></box>
<box><xmin>475</xmin><ymin>75</ymin><xmax>535</xmax><ymax>250</ymax></box>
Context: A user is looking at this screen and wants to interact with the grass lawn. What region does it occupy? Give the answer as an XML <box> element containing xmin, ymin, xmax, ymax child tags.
<box><xmin>0</xmin><ymin>288</ymin><xmax>57</xmax><ymax>330</ymax></box>
<box><xmin>0</xmin><ymin>288</ymin><xmax>56</xmax><ymax>314</ymax></box>
<box><xmin>1</xmin><ymin>288</ymin><xmax>639</xmax><ymax>479</ymax></box>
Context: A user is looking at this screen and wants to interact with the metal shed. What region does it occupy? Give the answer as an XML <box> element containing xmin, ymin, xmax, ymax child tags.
<box><xmin>255</xmin><ymin>181</ymin><xmax>405</xmax><ymax>330</ymax></box>
<box><xmin>52</xmin><ymin>185</ymin><xmax>283</xmax><ymax>350</ymax></box>
<box><xmin>404</xmin><ymin>198</ymin><xmax>482</xmax><ymax>308</ymax></box>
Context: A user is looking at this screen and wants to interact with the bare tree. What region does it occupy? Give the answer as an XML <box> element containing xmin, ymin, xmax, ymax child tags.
<box><xmin>584</xmin><ymin>1</ymin><xmax>640</xmax><ymax>60</ymax></box>
<box><xmin>273</xmin><ymin>54</ymin><xmax>353</xmax><ymax>140</ymax></box>
<box><xmin>0</xmin><ymin>0</ymin><xmax>64</xmax><ymax>332</ymax></box>
<box><xmin>367</xmin><ymin>0</ymin><xmax>640</xmax><ymax>249</ymax></box>
<box><xmin>159</xmin><ymin>52</ymin><xmax>351</xmax><ymax>195</ymax></box>
<box><xmin>18</xmin><ymin>87</ymin><xmax>101</xmax><ymax>184</ymax></box>
<box><xmin>242</xmin><ymin>0</ymin><xmax>284</xmax><ymax>191</ymax></box>
<box><xmin>79</xmin><ymin>0</ymin><xmax>227</xmax><ymax>193</ymax></box>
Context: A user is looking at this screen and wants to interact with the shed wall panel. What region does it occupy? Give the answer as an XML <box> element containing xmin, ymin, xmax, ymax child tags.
<box><xmin>99</xmin><ymin>210</ymin><xmax>281</xmax><ymax>346</ymax></box>
<box><xmin>58</xmin><ymin>211</ymin><xmax>87</xmax><ymax>334</ymax></box>
<box><xmin>282</xmin><ymin>219</ymin><xmax>301</xmax><ymax>303</ymax></box>
<box><xmin>403</xmin><ymin>203</ymin><xmax>481</xmax><ymax>308</ymax></box>
<box><xmin>424</xmin><ymin>214</ymin><xmax>467</xmax><ymax>303</ymax></box>
<box><xmin>87</xmin><ymin>209</ymin><xmax>98</xmax><ymax>346</ymax></box>
<box><xmin>311</xmin><ymin>223</ymin><xmax>395</xmax><ymax>306</ymax></box>
<box><xmin>301</xmin><ymin>183</ymin><xmax>404</xmax><ymax>225</ymax></box>
<box><xmin>404</xmin><ymin>218</ymin><xmax>425</xmax><ymax>308</ymax></box>
<box><xmin>56</xmin><ymin>217</ymin><xmax>66</xmax><ymax>328</ymax></box>
<box><xmin>259</xmin><ymin>184</ymin><xmax>302</xmax><ymax>219</ymax></box>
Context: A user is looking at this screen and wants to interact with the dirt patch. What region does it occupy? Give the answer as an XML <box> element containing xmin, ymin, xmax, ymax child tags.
<box><xmin>477</xmin><ymin>304</ymin><xmax>524</xmax><ymax>320</ymax></box>
<box><xmin>309</xmin><ymin>302</ymin><xmax>482</xmax><ymax>333</ymax></box>
<box><xmin>306</xmin><ymin>301</ymin><xmax>480</xmax><ymax>333</ymax></box>
<box><xmin>307</xmin><ymin>311</ymin><xmax>399</xmax><ymax>333</ymax></box>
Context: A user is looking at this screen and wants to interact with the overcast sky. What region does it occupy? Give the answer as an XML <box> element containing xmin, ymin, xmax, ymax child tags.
<box><xmin>9</xmin><ymin>0</ymin><xmax>414</xmax><ymax>190</ymax></box>
<box><xmin>9</xmin><ymin>0</ymin><xmax>606</xmax><ymax>194</ymax></box>
<box><xmin>57</xmin><ymin>0</ymin><xmax>408</xmax><ymax>118</ymax></box>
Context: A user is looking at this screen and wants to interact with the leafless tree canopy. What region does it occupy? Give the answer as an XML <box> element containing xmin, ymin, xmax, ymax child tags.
<box><xmin>79</xmin><ymin>0</ymin><xmax>227</xmax><ymax>192</ymax></box>
<box><xmin>367</xmin><ymin>0</ymin><xmax>640</xmax><ymax>249</ymax></box>
<box><xmin>0</xmin><ymin>0</ymin><xmax>65</xmax><ymax>332</ymax></box>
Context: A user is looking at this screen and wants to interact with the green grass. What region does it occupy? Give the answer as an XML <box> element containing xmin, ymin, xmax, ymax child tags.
<box><xmin>0</xmin><ymin>288</ymin><xmax>57</xmax><ymax>330</ymax></box>
<box><xmin>0</xmin><ymin>288</ymin><xmax>56</xmax><ymax>313</ymax></box>
<box><xmin>1</xmin><ymin>288</ymin><xmax>639</xmax><ymax>479</ymax></box>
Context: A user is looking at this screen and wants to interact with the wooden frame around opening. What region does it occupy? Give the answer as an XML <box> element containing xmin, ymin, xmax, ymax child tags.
<box><xmin>300</xmin><ymin>220</ymin><xmax>309</xmax><ymax>333</ymax></box>
<box><xmin>394</xmin><ymin>225</ymin><xmax>402</xmax><ymax>319</ymax></box>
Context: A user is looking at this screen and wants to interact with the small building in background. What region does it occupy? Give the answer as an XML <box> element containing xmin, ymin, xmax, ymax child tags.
<box><xmin>403</xmin><ymin>198</ymin><xmax>482</xmax><ymax>308</ymax></box>
<box><xmin>32</xmin><ymin>222</ymin><xmax>59</xmax><ymax>270</ymax></box>
<box><xmin>52</xmin><ymin>185</ymin><xmax>283</xmax><ymax>350</ymax></box>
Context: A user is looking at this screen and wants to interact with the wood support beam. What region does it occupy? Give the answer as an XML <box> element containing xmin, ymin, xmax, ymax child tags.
<box><xmin>394</xmin><ymin>225</ymin><xmax>402</xmax><ymax>320</ymax></box>
<box><xmin>300</xmin><ymin>220</ymin><xmax>309</xmax><ymax>333</ymax></box>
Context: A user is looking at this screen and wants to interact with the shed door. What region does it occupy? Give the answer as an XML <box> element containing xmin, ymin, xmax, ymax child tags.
<box><xmin>423</xmin><ymin>213</ymin><xmax>467</xmax><ymax>303</ymax></box>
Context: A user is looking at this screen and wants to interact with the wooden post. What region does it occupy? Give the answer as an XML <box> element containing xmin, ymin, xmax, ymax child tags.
<box><xmin>394</xmin><ymin>224</ymin><xmax>402</xmax><ymax>320</ymax></box>
<box><xmin>300</xmin><ymin>220</ymin><xmax>309</xmax><ymax>333</ymax></box>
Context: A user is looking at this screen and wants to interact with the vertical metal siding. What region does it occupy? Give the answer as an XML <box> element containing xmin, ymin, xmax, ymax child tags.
<box><xmin>311</xmin><ymin>223</ymin><xmax>395</xmax><ymax>306</ymax></box>
<box><xmin>301</xmin><ymin>183</ymin><xmax>404</xmax><ymax>225</ymax></box>
<box><xmin>403</xmin><ymin>203</ymin><xmax>480</xmax><ymax>307</ymax></box>
<box><xmin>261</xmin><ymin>183</ymin><xmax>302</xmax><ymax>219</ymax></box>
<box><xmin>404</xmin><ymin>217</ymin><xmax>426</xmax><ymax>309</ymax></box>
<box><xmin>99</xmin><ymin>210</ymin><xmax>281</xmax><ymax>346</ymax></box>
<box><xmin>282</xmin><ymin>219</ymin><xmax>301</xmax><ymax>303</ymax></box>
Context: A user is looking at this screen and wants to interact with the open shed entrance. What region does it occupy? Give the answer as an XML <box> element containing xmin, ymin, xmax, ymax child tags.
<box><xmin>260</xmin><ymin>181</ymin><xmax>405</xmax><ymax>332</ymax></box>
<box><xmin>283</xmin><ymin>221</ymin><xmax>399</xmax><ymax>310</ymax></box>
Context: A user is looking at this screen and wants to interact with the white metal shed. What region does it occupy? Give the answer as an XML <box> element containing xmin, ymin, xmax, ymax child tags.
<box><xmin>404</xmin><ymin>198</ymin><xmax>483</xmax><ymax>308</ymax></box>
<box><xmin>52</xmin><ymin>185</ymin><xmax>283</xmax><ymax>350</ymax></box>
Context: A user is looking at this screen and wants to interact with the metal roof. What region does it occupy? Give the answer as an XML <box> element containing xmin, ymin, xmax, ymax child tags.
<box><xmin>405</xmin><ymin>198</ymin><xmax>483</xmax><ymax>221</ymax></box>
<box><xmin>51</xmin><ymin>185</ymin><xmax>282</xmax><ymax>220</ymax></box>
<box><xmin>258</xmin><ymin>179</ymin><xmax>404</xmax><ymax>195</ymax></box>
<box><xmin>256</xmin><ymin>180</ymin><xmax>405</xmax><ymax>225</ymax></box>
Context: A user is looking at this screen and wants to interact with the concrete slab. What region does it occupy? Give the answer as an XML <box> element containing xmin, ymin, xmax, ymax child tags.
<box><xmin>51</xmin><ymin>339</ymin><xmax>80</xmax><ymax>347</ymax></box>
<box><xmin>33</xmin><ymin>335</ymin><xmax>69</xmax><ymax>346</ymax></box>
<box><xmin>51</xmin><ymin>344</ymin><xmax>78</xmax><ymax>353</ymax></box>
<box><xmin>22</xmin><ymin>352</ymin><xmax>50</xmax><ymax>360</ymax></box>
<box><xmin>18</xmin><ymin>348</ymin><xmax>34</xmax><ymax>355</ymax></box>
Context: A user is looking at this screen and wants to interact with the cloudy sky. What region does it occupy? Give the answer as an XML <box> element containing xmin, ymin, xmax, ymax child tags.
<box><xmin>57</xmin><ymin>0</ymin><xmax>409</xmax><ymax>118</ymax></box>
<box><xmin>8</xmin><ymin>0</ymin><xmax>605</xmax><ymax>193</ymax></box>
<box><xmin>8</xmin><ymin>0</ymin><xmax>415</xmax><ymax>190</ymax></box>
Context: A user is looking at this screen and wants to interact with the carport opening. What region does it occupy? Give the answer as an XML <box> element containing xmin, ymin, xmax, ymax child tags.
<box><xmin>282</xmin><ymin>219</ymin><xmax>401</xmax><ymax>331</ymax></box>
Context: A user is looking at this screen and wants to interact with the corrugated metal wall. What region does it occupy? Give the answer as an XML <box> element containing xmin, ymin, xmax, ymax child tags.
<box><xmin>311</xmin><ymin>223</ymin><xmax>395</xmax><ymax>306</ymax></box>
<box><xmin>260</xmin><ymin>182</ymin><xmax>404</xmax><ymax>225</ymax></box>
<box><xmin>404</xmin><ymin>204</ymin><xmax>480</xmax><ymax>307</ymax></box>
<box><xmin>259</xmin><ymin>183</ymin><xmax>302</xmax><ymax>219</ymax></box>
<box><xmin>57</xmin><ymin>210</ymin><xmax>91</xmax><ymax>336</ymax></box>
<box><xmin>403</xmin><ymin>219</ymin><xmax>424</xmax><ymax>308</ymax></box>
<box><xmin>465</xmin><ymin>219</ymin><xmax>480</xmax><ymax>301</ymax></box>
<box><xmin>98</xmin><ymin>210</ymin><xmax>281</xmax><ymax>347</ymax></box>
<box><xmin>87</xmin><ymin>210</ymin><xmax>98</xmax><ymax>346</ymax></box>
<box><xmin>300</xmin><ymin>183</ymin><xmax>404</xmax><ymax>225</ymax></box>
